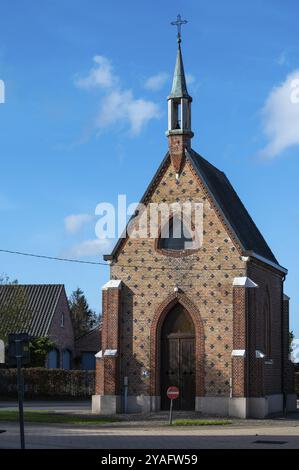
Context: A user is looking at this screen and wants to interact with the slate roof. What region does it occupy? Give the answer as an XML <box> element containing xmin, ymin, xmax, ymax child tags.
<box><xmin>168</xmin><ymin>42</ymin><xmax>191</xmax><ymax>100</ymax></box>
<box><xmin>0</xmin><ymin>284</ymin><xmax>64</xmax><ymax>337</ymax></box>
<box><xmin>187</xmin><ymin>149</ymin><xmax>279</xmax><ymax>265</ymax></box>
<box><xmin>105</xmin><ymin>148</ymin><xmax>284</xmax><ymax>270</ymax></box>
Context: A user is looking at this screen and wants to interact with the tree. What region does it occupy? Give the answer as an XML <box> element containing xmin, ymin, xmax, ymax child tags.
<box><xmin>289</xmin><ymin>330</ymin><xmax>295</xmax><ymax>355</ymax></box>
<box><xmin>0</xmin><ymin>275</ymin><xmax>31</xmax><ymax>343</ymax></box>
<box><xmin>29</xmin><ymin>337</ymin><xmax>55</xmax><ymax>367</ymax></box>
<box><xmin>68</xmin><ymin>288</ymin><xmax>98</xmax><ymax>338</ymax></box>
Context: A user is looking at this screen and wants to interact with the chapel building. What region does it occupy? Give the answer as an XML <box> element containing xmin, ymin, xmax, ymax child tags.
<box><xmin>92</xmin><ymin>29</ymin><xmax>296</xmax><ymax>418</ymax></box>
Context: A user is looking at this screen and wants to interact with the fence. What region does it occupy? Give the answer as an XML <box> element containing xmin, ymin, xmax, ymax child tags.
<box><xmin>0</xmin><ymin>368</ymin><xmax>95</xmax><ymax>399</ymax></box>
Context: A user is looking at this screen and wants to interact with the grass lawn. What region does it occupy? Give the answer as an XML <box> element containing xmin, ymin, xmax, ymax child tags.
<box><xmin>172</xmin><ymin>419</ymin><xmax>232</xmax><ymax>426</ymax></box>
<box><xmin>0</xmin><ymin>410</ymin><xmax>119</xmax><ymax>425</ymax></box>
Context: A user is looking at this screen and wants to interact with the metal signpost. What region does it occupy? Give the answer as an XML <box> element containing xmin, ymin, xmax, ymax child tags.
<box><xmin>167</xmin><ymin>386</ymin><xmax>179</xmax><ymax>425</ymax></box>
<box><xmin>8</xmin><ymin>333</ymin><xmax>30</xmax><ymax>450</ymax></box>
<box><xmin>0</xmin><ymin>340</ymin><xmax>4</xmax><ymax>364</ymax></box>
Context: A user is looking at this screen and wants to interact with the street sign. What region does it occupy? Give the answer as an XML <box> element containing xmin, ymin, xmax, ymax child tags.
<box><xmin>167</xmin><ymin>386</ymin><xmax>179</xmax><ymax>425</ymax></box>
<box><xmin>167</xmin><ymin>386</ymin><xmax>179</xmax><ymax>400</ymax></box>
<box><xmin>8</xmin><ymin>333</ymin><xmax>30</xmax><ymax>366</ymax></box>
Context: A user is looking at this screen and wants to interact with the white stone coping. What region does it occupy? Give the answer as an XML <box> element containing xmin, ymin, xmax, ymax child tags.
<box><xmin>231</xmin><ymin>349</ymin><xmax>246</xmax><ymax>357</ymax></box>
<box><xmin>95</xmin><ymin>349</ymin><xmax>118</xmax><ymax>358</ymax></box>
<box><xmin>104</xmin><ymin>349</ymin><xmax>118</xmax><ymax>357</ymax></box>
<box><xmin>283</xmin><ymin>294</ymin><xmax>290</xmax><ymax>301</ymax></box>
<box><xmin>233</xmin><ymin>277</ymin><xmax>258</xmax><ymax>288</ymax></box>
<box><xmin>102</xmin><ymin>280</ymin><xmax>122</xmax><ymax>290</ymax></box>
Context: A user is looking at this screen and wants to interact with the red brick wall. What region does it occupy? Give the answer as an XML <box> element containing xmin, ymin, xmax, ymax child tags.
<box><xmin>232</xmin><ymin>287</ymin><xmax>247</xmax><ymax>397</ymax></box>
<box><xmin>247</xmin><ymin>260</ymin><xmax>284</xmax><ymax>395</ymax></box>
<box><xmin>95</xmin><ymin>287</ymin><xmax>121</xmax><ymax>395</ymax></box>
<box><xmin>110</xmin><ymin>157</ymin><xmax>246</xmax><ymax>398</ymax></box>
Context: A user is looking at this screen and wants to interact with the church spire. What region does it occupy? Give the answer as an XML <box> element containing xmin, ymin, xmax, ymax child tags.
<box><xmin>169</xmin><ymin>39</ymin><xmax>191</xmax><ymax>100</ymax></box>
<box><xmin>167</xmin><ymin>15</ymin><xmax>193</xmax><ymax>178</ymax></box>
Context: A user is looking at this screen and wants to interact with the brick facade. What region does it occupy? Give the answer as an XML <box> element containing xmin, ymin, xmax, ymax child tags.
<box><xmin>93</xmin><ymin>155</ymin><xmax>294</xmax><ymax>417</ymax></box>
<box><xmin>110</xmin><ymin>157</ymin><xmax>246</xmax><ymax>399</ymax></box>
<box><xmin>95</xmin><ymin>284</ymin><xmax>121</xmax><ymax>396</ymax></box>
<box><xmin>48</xmin><ymin>289</ymin><xmax>75</xmax><ymax>368</ymax></box>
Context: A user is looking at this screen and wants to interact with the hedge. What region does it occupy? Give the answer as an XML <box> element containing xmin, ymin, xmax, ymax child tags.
<box><xmin>0</xmin><ymin>368</ymin><xmax>95</xmax><ymax>399</ymax></box>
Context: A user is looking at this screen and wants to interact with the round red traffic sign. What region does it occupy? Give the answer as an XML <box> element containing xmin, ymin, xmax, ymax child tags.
<box><xmin>167</xmin><ymin>386</ymin><xmax>179</xmax><ymax>400</ymax></box>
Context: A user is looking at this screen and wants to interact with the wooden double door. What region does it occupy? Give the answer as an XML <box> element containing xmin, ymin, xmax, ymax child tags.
<box><xmin>160</xmin><ymin>304</ymin><xmax>195</xmax><ymax>410</ymax></box>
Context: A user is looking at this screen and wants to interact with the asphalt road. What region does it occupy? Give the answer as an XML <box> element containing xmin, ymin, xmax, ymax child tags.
<box><xmin>1</xmin><ymin>421</ymin><xmax>299</xmax><ymax>449</ymax></box>
<box><xmin>1</xmin><ymin>401</ymin><xmax>299</xmax><ymax>449</ymax></box>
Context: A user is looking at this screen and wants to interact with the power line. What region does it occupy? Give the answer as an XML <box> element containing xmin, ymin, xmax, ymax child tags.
<box><xmin>0</xmin><ymin>248</ymin><xmax>244</xmax><ymax>272</ymax></box>
<box><xmin>0</xmin><ymin>249</ymin><xmax>105</xmax><ymax>266</ymax></box>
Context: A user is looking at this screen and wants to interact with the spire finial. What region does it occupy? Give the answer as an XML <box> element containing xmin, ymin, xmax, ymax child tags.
<box><xmin>171</xmin><ymin>14</ymin><xmax>188</xmax><ymax>44</ymax></box>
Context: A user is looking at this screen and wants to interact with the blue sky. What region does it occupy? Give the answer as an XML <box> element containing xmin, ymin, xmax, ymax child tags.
<box><xmin>0</xmin><ymin>0</ymin><xmax>299</xmax><ymax>335</ymax></box>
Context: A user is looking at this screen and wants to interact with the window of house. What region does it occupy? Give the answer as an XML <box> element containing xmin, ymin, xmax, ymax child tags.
<box><xmin>60</xmin><ymin>312</ymin><xmax>64</xmax><ymax>327</ymax></box>
<box><xmin>62</xmin><ymin>349</ymin><xmax>72</xmax><ymax>370</ymax></box>
<box><xmin>48</xmin><ymin>349</ymin><xmax>60</xmax><ymax>368</ymax></box>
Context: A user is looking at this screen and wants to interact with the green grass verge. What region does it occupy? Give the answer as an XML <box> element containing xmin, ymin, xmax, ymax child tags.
<box><xmin>172</xmin><ymin>419</ymin><xmax>232</xmax><ymax>426</ymax></box>
<box><xmin>0</xmin><ymin>410</ymin><xmax>119</xmax><ymax>425</ymax></box>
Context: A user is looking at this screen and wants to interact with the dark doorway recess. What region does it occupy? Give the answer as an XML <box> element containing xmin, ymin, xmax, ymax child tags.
<box><xmin>161</xmin><ymin>303</ymin><xmax>195</xmax><ymax>410</ymax></box>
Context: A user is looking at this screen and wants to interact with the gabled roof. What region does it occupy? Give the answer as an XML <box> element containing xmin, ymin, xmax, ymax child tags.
<box><xmin>187</xmin><ymin>149</ymin><xmax>279</xmax><ymax>265</ymax></box>
<box><xmin>0</xmin><ymin>284</ymin><xmax>64</xmax><ymax>337</ymax></box>
<box><xmin>105</xmin><ymin>149</ymin><xmax>284</xmax><ymax>272</ymax></box>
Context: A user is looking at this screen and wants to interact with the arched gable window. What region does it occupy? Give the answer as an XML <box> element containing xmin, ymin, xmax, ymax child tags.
<box><xmin>157</xmin><ymin>216</ymin><xmax>193</xmax><ymax>251</ymax></box>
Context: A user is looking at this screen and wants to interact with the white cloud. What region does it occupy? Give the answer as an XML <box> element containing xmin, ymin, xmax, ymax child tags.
<box><xmin>64</xmin><ymin>214</ymin><xmax>94</xmax><ymax>234</ymax></box>
<box><xmin>65</xmin><ymin>238</ymin><xmax>112</xmax><ymax>258</ymax></box>
<box><xmin>259</xmin><ymin>70</ymin><xmax>299</xmax><ymax>158</ymax></box>
<box><xmin>75</xmin><ymin>55</ymin><xmax>118</xmax><ymax>89</ymax></box>
<box><xmin>96</xmin><ymin>89</ymin><xmax>161</xmax><ymax>135</ymax></box>
<box><xmin>144</xmin><ymin>72</ymin><xmax>169</xmax><ymax>91</ymax></box>
<box><xmin>75</xmin><ymin>55</ymin><xmax>161</xmax><ymax>136</ymax></box>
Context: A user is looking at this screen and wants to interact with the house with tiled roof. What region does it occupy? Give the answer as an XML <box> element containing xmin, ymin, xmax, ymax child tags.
<box><xmin>0</xmin><ymin>284</ymin><xmax>75</xmax><ymax>369</ymax></box>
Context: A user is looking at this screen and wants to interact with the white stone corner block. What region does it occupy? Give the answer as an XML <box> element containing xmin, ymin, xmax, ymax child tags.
<box><xmin>232</xmin><ymin>349</ymin><xmax>246</xmax><ymax>357</ymax></box>
<box><xmin>95</xmin><ymin>350</ymin><xmax>103</xmax><ymax>358</ymax></box>
<box><xmin>104</xmin><ymin>349</ymin><xmax>118</xmax><ymax>357</ymax></box>
<box><xmin>233</xmin><ymin>277</ymin><xmax>258</xmax><ymax>288</ymax></box>
<box><xmin>92</xmin><ymin>395</ymin><xmax>121</xmax><ymax>415</ymax></box>
<box><xmin>102</xmin><ymin>279</ymin><xmax>122</xmax><ymax>290</ymax></box>
<box><xmin>255</xmin><ymin>350</ymin><xmax>265</xmax><ymax>359</ymax></box>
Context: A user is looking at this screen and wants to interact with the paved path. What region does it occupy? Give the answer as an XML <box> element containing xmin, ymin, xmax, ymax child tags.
<box><xmin>1</xmin><ymin>420</ymin><xmax>299</xmax><ymax>449</ymax></box>
<box><xmin>1</xmin><ymin>401</ymin><xmax>299</xmax><ymax>449</ymax></box>
<box><xmin>0</xmin><ymin>401</ymin><xmax>91</xmax><ymax>414</ymax></box>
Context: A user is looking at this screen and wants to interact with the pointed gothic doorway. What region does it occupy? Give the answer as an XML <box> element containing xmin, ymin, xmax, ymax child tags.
<box><xmin>160</xmin><ymin>303</ymin><xmax>195</xmax><ymax>410</ymax></box>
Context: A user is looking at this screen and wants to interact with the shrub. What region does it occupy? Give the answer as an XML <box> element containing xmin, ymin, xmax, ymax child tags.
<box><xmin>0</xmin><ymin>368</ymin><xmax>95</xmax><ymax>399</ymax></box>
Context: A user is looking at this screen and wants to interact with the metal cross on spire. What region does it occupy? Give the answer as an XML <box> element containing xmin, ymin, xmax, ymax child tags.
<box><xmin>171</xmin><ymin>14</ymin><xmax>188</xmax><ymax>43</ymax></box>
